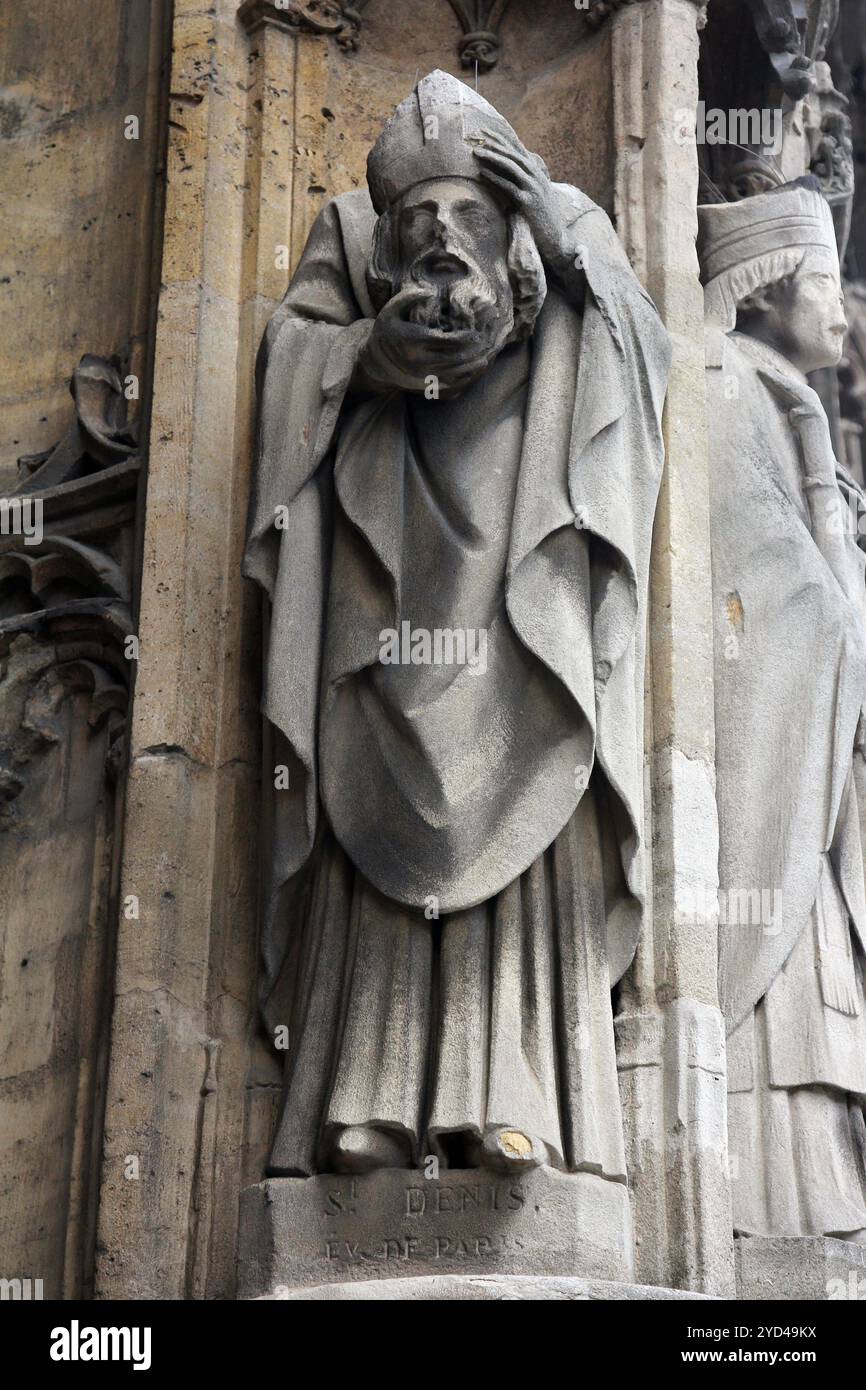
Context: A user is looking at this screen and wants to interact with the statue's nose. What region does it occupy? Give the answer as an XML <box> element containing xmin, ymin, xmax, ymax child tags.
<box><xmin>431</xmin><ymin>208</ymin><xmax>468</xmax><ymax>243</ymax></box>
<box><xmin>425</xmin><ymin>220</ymin><xmax>467</xmax><ymax>276</ymax></box>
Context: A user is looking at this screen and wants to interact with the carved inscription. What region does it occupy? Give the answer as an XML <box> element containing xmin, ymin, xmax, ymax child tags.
<box><xmin>320</xmin><ymin>1179</ymin><xmax>529</xmax><ymax>1265</ymax></box>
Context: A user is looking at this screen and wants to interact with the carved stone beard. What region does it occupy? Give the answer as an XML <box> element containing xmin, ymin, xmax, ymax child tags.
<box><xmin>405</xmin><ymin>253</ymin><xmax>513</xmax><ymax>330</ymax></box>
<box><xmin>400</xmin><ymin>251</ymin><xmax>515</xmax><ymax>384</ymax></box>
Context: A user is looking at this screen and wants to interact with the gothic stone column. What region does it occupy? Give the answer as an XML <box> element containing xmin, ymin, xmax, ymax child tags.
<box><xmin>606</xmin><ymin>0</ymin><xmax>736</xmax><ymax>1298</ymax></box>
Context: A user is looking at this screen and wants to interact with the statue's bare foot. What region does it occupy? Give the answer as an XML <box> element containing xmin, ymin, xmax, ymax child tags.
<box><xmin>330</xmin><ymin>1125</ymin><xmax>410</xmax><ymax>1173</ymax></box>
<box><xmin>480</xmin><ymin>1127</ymin><xmax>546</xmax><ymax>1173</ymax></box>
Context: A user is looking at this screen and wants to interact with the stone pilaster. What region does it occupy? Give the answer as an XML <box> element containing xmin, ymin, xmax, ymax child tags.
<box><xmin>609</xmin><ymin>0</ymin><xmax>735</xmax><ymax>1298</ymax></box>
<box><xmin>94</xmin><ymin>0</ymin><xmax>270</xmax><ymax>1301</ymax></box>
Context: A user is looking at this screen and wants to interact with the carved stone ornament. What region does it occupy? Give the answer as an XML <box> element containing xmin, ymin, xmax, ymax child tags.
<box><xmin>743</xmin><ymin>0</ymin><xmax>814</xmax><ymax>99</ymax></box>
<box><xmin>696</xmin><ymin>0</ymin><xmax>852</xmax><ymax>243</ymax></box>
<box><xmin>238</xmin><ymin>0</ymin><xmax>368</xmax><ymax>50</ymax></box>
<box><xmin>16</xmin><ymin>354</ymin><xmax>137</xmax><ymax>494</ymax></box>
<box><xmin>0</xmin><ymin>353</ymin><xmax>138</xmax><ymax>823</ymax></box>
<box><xmin>805</xmin><ymin>58</ymin><xmax>853</xmax><ymax>252</ymax></box>
<box><xmin>586</xmin><ymin>0</ymin><xmax>644</xmax><ymax>25</ymax></box>
<box><xmin>446</xmin><ymin>0</ymin><xmax>511</xmax><ymax>71</ymax></box>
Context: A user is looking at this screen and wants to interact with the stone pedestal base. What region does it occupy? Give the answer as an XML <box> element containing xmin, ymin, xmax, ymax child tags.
<box><xmin>238</xmin><ymin>1167</ymin><xmax>634</xmax><ymax>1298</ymax></box>
<box><xmin>255</xmin><ymin>1275</ymin><xmax>715</xmax><ymax>1300</ymax></box>
<box><xmin>735</xmin><ymin>1235</ymin><xmax>866</xmax><ymax>1300</ymax></box>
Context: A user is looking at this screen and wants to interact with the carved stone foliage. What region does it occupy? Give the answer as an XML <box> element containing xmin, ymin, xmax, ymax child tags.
<box><xmin>0</xmin><ymin>538</ymin><xmax>131</xmax><ymax>826</ymax></box>
<box><xmin>238</xmin><ymin>0</ymin><xmax>369</xmax><ymax>50</ymax></box>
<box><xmin>446</xmin><ymin>0</ymin><xmax>511</xmax><ymax>71</ymax></box>
<box><xmin>0</xmin><ymin>629</ymin><xmax>129</xmax><ymax>830</ymax></box>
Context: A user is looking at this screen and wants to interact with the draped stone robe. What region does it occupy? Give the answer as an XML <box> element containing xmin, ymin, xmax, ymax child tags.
<box><xmin>244</xmin><ymin>185</ymin><xmax>669</xmax><ymax>1178</ymax></box>
<box><xmin>709</xmin><ymin>330</ymin><xmax>866</xmax><ymax>1238</ymax></box>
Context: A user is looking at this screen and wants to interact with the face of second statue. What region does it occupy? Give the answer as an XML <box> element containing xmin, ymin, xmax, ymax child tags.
<box><xmin>740</xmin><ymin>247</ymin><xmax>847</xmax><ymax>374</ymax></box>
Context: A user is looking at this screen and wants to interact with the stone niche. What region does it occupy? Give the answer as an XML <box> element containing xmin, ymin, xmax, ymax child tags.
<box><xmin>232</xmin><ymin>0</ymin><xmax>658</xmax><ymax>1304</ymax></box>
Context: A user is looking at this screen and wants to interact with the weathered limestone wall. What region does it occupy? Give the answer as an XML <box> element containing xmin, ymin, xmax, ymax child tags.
<box><xmin>0</xmin><ymin>645</ymin><xmax>119</xmax><ymax>1298</ymax></box>
<box><xmin>0</xmin><ymin>0</ymin><xmax>170</xmax><ymax>486</ymax></box>
<box><xmin>0</xmin><ymin>2</ymin><xmax>169</xmax><ymax>1300</ymax></box>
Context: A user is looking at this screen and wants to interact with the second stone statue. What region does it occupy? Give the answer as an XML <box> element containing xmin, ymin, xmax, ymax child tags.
<box><xmin>701</xmin><ymin>177</ymin><xmax>866</xmax><ymax>1248</ymax></box>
